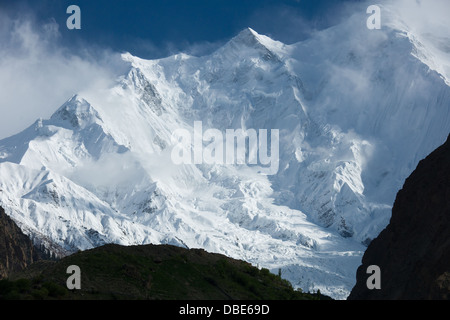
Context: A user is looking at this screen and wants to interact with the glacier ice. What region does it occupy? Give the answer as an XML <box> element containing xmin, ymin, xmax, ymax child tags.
<box><xmin>0</xmin><ymin>10</ymin><xmax>450</xmax><ymax>299</ymax></box>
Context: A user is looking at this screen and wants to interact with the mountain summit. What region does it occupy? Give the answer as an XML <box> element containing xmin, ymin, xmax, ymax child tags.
<box><xmin>1</xmin><ymin>10</ymin><xmax>450</xmax><ymax>299</ymax></box>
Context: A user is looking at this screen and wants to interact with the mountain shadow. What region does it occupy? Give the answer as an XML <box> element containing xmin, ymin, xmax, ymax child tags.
<box><xmin>1</xmin><ymin>242</ymin><xmax>330</xmax><ymax>300</ymax></box>
<box><xmin>348</xmin><ymin>134</ymin><xmax>450</xmax><ymax>300</ymax></box>
<box><xmin>0</xmin><ymin>206</ymin><xmax>48</xmax><ymax>279</ymax></box>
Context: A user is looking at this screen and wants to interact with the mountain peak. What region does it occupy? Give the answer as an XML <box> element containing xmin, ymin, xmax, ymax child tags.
<box><xmin>121</xmin><ymin>52</ymin><xmax>147</xmax><ymax>67</ymax></box>
<box><xmin>50</xmin><ymin>95</ymin><xmax>102</xmax><ymax>129</ymax></box>
<box><xmin>1</xmin><ymin>15</ymin><xmax>450</xmax><ymax>301</ymax></box>
<box><xmin>234</xmin><ymin>27</ymin><xmax>260</xmax><ymax>43</ymax></box>
<box><xmin>222</xmin><ymin>27</ymin><xmax>286</xmax><ymax>61</ymax></box>
<box><xmin>232</xmin><ymin>27</ymin><xmax>273</xmax><ymax>48</ymax></box>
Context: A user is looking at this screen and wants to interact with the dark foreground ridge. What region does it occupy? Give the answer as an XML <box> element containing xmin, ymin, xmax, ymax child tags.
<box><xmin>348</xmin><ymin>134</ymin><xmax>450</xmax><ymax>300</ymax></box>
<box><xmin>1</xmin><ymin>240</ymin><xmax>330</xmax><ymax>300</ymax></box>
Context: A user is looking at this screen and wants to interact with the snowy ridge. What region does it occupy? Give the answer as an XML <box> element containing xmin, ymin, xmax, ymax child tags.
<box><xmin>1</xmin><ymin>11</ymin><xmax>450</xmax><ymax>299</ymax></box>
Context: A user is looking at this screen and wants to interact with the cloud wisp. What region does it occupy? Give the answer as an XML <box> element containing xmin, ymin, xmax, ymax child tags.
<box><xmin>1</xmin><ymin>0</ymin><xmax>449</xmax><ymax>140</ymax></box>
<box><xmin>0</xmin><ymin>11</ymin><xmax>124</xmax><ymax>140</ymax></box>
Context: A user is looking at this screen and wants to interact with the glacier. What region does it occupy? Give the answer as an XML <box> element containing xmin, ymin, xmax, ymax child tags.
<box><xmin>0</xmin><ymin>8</ymin><xmax>449</xmax><ymax>299</ymax></box>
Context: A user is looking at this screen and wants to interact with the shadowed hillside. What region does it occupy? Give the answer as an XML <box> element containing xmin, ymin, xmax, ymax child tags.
<box><xmin>1</xmin><ymin>242</ymin><xmax>330</xmax><ymax>300</ymax></box>
<box><xmin>348</xmin><ymin>134</ymin><xmax>450</xmax><ymax>300</ymax></box>
<box><xmin>0</xmin><ymin>206</ymin><xmax>47</xmax><ymax>279</ymax></box>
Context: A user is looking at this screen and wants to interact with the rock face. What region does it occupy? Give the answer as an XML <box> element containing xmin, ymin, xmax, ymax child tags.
<box><xmin>348</xmin><ymin>134</ymin><xmax>450</xmax><ymax>300</ymax></box>
<box><xmin>0</xmin><ymin>206</ymin><xmax>44</xmax><ymax>279</ymax></box>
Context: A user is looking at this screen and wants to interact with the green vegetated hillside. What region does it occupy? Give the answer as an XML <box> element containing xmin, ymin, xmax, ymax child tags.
<box><xmin>0</xmin><ymin>243</ymin><xmax>330</xmax><ymax>300</ymax></box>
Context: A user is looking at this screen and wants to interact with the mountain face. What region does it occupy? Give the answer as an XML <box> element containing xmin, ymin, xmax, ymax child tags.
<box><xmin>348</xmin><ymin>134</ymin><xmax>450</xmax><ymax>300</ymax></box>
<box><xmin>0</xmin><ymin>9</ymin><xmax>449</xmax><ymax>299</ymax></box>
<box><xmin>0</xmin><ymin>206</ymin><xmax>45</xmax><ymax>279</ymax></box>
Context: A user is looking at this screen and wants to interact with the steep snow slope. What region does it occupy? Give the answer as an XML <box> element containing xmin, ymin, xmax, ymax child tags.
<box><xmin>0</xmin><ymin>9</ymin><xmax>449</xmax><ymax>299</ymax></box>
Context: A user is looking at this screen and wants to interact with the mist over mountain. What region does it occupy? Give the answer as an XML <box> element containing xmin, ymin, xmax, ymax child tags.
<box><xmin>0</xmin><ymin>4</ymin><xmax>449</xmax><ymax>299</ymax></box>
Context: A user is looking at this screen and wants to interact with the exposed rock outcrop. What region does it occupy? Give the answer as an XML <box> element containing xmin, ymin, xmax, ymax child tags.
<box><xmin>348</xmin><ymin>134</ymin><xmax>450</xmax><ymax>300</ymax></box>
<box><xmin>0</xmin><ymin>206</ymin><xmax>44</xmax><ymax>279</ymax></box>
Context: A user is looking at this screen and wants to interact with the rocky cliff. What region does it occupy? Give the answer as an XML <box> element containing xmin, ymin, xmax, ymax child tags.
<box><xmin>0</xmin><ymin>206</ymin><xmax>44</xmax><ymax>279</ymax></box>
<box><xmin>348</xmin><ymin>134</ymin><xmax>450</xmax><ymax>300</ymax></box>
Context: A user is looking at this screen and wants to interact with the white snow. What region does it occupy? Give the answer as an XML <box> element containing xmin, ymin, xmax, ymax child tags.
<box><xmin>0</xmin><ymin>8</ymin><xmax>449</xmax><ymax>300</ymax></box>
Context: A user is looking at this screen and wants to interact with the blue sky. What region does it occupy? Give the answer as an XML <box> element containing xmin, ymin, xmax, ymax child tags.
<box><xmin>0</xmin><ymin>0</ymin><xmax>449</xmax><ymax>139</ymax></box>
<box><xmin>5</xmin><ymin>0</ymin><xmax>448</xmax><ymax>139</ymax></box>
<box><xmin>0</xmin><ymin>0</ymin><xmax>363</xmax><ymax>58</ymax></box>
<box><xmin>0</xmin><ymin>0</ymin><xmax>363</xmax><ymax>139</ymax></box>
<box><xmin>0</xmin><ymin>0</ymin><xmax>367</xmax><ymax>138</ymax></box>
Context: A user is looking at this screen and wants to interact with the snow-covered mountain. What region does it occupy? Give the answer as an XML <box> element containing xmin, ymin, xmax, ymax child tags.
<box><xmin>1</xmin><ymin>7</ymin><xmax>449</xmax><ymax>299</ymax></box>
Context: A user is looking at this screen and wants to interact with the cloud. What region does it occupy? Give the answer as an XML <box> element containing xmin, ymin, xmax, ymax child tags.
<box><xmin>1</xmin><ymin>0</ymin><xmax>448</xmax><ymax>141</ymax></box>
<box><xmin>173</xmin><ymin>39</ymin><xmax>226</xmax><ymax>57</ymax></box>
<box><xmin>0</xmin><ymin>11</ymin><xmax>124</xmax><ymax>140</ymax></box>
<box><xmin>68</xmin><ymin>151</ymin><xmax>149</xmax><ymax>189</ymax></box>
<box><xmin>245</xmin><ymin>4</ymin><xmax>315</xmax><ymax>44</ymax></box>
<box><xmin>244</xmin><ymin>0</ymin><xmax>370</xmax><ymax>44</ymax></box>
<box><xmin>384</xmin><ymin>0</ymin><xmax>450</xmax><ymax>35</ymax></box>
<box><xmin>382</xmin><ymin>0</ymin><xmax>450</xmax><ymax>84</ymax></box>
<box><xmin>127</xmin><ymin>35</ymin><xmax>224</xmax><ymax>59</ymax></box>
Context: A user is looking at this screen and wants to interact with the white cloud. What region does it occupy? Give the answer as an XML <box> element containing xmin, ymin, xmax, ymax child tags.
<box><xmin>0</xmin><ymin>12</ymin><xmax>124</xmax><ymax>139</ymax></box>
<box><xmin>384</xmin><ymin>0</ymin><xmax>450</xmax><ymax>35</ymax></box>
<box><xmin>382</xmin><ymin>0</ymin><xmax>450</xmax><ymax>84</ymax></box>
<box><xmin>1</xmin><ymin>0</ymin><xmax>448</xmax><ymax>140</ymax></box>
